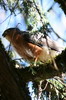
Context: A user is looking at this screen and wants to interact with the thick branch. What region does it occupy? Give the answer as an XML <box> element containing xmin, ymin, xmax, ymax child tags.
<box><xmin>0</xmin><ymin>40</ymin><xmax>31</xmax><ymax>100</ymax></box>
<box><xmin>16</xmin><ymin>49</ymin><xmax>66</xmax><ymax>82</ymax></box>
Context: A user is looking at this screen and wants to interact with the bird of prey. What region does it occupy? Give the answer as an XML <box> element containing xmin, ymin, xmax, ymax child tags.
<box><xmin>2</xmin><ymin>28</ymin><xmax>62</xmax><ymax>65</ymax></box>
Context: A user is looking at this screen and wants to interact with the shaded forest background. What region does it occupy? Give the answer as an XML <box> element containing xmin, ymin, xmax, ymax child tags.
<box><xmin>0</xmin><ymin>0</ymin><xmax>66</xmax><ymax>100</ymax></box>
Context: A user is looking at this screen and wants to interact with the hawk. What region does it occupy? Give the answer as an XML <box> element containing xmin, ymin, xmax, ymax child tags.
<box><xmin>2</xmin><ymin>28</ymin><xmax>62</xmax><ymax>65</ymax></box>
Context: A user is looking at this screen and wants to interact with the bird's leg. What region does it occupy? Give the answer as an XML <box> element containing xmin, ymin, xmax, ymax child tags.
<box><xmin>34</xmin><ymin>56</ymin><xmax>38</xmax><ymax>66</ymax></box>
<box><xmin>33</xmin><ymin>45</ymin><xmax>42</xmax><ymax>66</ymax></box>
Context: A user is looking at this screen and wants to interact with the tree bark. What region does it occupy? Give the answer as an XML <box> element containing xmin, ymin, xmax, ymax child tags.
<box><xmin>16</xmin><ymin>49</ymin><xmax>66</xmax><ymax>82</ymax></box>
<box><xmin>0</xmin><ymin>40</ymin><xmax>31</xmax><ymax>100</ymax></box>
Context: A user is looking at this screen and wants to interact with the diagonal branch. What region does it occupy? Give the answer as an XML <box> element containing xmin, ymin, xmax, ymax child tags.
<box><xmin>16</xmin><ymin>49</ymin><xmax>66</xmax><ymax>82</ymax></box>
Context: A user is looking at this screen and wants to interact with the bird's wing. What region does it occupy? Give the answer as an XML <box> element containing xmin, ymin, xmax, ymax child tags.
<box><xmin>21</xmin><ymin>31</ymin><xmax>63</xmax><ymax>52</ymax></box>
<box><xmin>29</xmin><ymin>32</ymin><xmax>62</xmax><ymax>52</ymax></box>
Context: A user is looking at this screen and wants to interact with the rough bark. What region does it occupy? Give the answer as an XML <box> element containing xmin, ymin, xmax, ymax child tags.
<box><xmin>16</xmin><ymin>48</ymin><xmax>66</xmax><ymax>82</ymax></box>
<box><xmin>0</xmin><ymin>40</ymin><xmax>31</xmax><ymax>100</ymax></box>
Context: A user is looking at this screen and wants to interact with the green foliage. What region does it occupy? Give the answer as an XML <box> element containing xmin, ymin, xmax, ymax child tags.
<box><xmin>47</xmin><ymin>78</ymin><xmax>66</xmax><ymax>98</ymax></box>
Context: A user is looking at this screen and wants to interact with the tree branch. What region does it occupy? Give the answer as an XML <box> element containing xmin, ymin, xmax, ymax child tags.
<box><xmin>16</xmin><ymin>49</ymin><xmax>66</xmax><ymax>82</ymax></box>
<box><xmin>0</xmin><ymin>40</ymin><xmax>31</xmax><ymax>100</ymax></box>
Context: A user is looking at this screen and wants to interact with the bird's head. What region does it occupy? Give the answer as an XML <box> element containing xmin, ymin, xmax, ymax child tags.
<box><xmin>2</xmin><ymin>28</ymin><xmax>21</xmax><ymax>41</ymax></box>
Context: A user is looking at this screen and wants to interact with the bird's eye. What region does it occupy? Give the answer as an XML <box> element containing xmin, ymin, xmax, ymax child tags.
<box><xmin>5</xmin><ymin>31</ymin><xmax>7</xmax><ymax>34</ymax></box>
<box><xmin>2</xmin><ymin>31</ymin><xmax>7</xmax><ymax>37</ymax></box>
<box><xmin>4</xmin><ymin>31</ymin><xmax>8</xmax><ymax>35</ymax></box>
